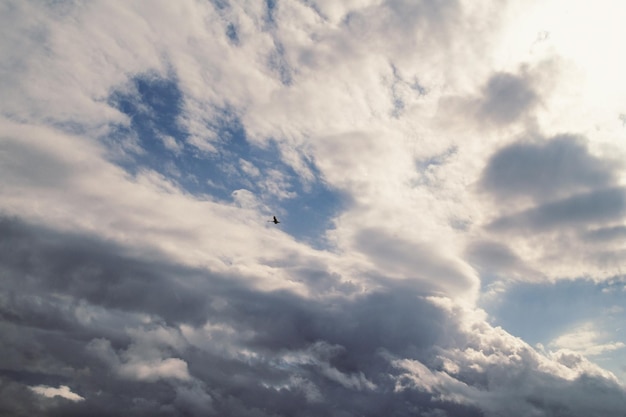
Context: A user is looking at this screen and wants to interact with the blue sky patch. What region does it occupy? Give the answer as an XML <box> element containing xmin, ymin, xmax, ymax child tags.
<box><xmin>106</xmin><ymin>73</ymin><xmax>342</xmax><ymax>245</ymax></box>
<box><xmin>483</xmin><ymin>278</ymin><xmax>626</xmax><ymax>346</ymax></box>
<box><xmin>107</xmin><ymin>72</ymin><xmax>186</xmax><ymax>174</ymax></box>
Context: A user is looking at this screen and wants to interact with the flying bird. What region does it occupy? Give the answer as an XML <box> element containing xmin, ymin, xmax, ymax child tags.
<box><xmin>268</xmin><ymin>216</ymin><xmax>280</xmax><ymax>224</ymax></box>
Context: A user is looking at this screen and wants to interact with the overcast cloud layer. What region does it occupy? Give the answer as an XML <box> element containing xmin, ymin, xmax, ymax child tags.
<box><xmin>1</xmin><ymin>1</ymin><xmax>625</xmax><ymax>416</ymax></box>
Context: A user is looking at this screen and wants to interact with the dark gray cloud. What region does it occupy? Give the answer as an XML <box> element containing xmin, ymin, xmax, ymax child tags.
<box><xmin>476</xmin><ymin>134</ymin><xmax>626</xmax><ymax>280</ymax></box>
<box><xmin>2</xmin><ymin>217</ymin><xmax>626</xmax><ymax>416</ymax></box>
<box><xmin>465</xmin><ymin>240</ymin><xmax>539</xmax><ymax>280</ymax></box>
<box><xmin>480</xmin><ymin>135</ymin><xmax>619</xmax><ymax>202</ymax></box>
<box><xmin>581</xmin><ymin>225</ymin><xmax>626</xmax><ymax>242</ymax></box>
<box><xmin>488</xmin><ymin>187</ymin><xmax>626</xmax><ymax>233</ymax></box>
<box><xmin>466</xmin><ymin>240</ymin><xmax>522</xmax><ymax>271</ymax></box>
<box><xmin>478</xmin><ymin>72</ymin><xmax>538</xmax><ymax>125</ymax></box>
<box><xmin>0</xmin><ymin>217</ymin><xmax>212</xmax><ymax>326</ymax></box>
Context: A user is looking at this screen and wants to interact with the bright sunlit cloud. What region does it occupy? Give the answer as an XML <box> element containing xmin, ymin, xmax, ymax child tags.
<box><xmin>29</xmin><ymin>385</ymin><xmax>85</xmax><ymax>402</ymax></box>
<box><xmin>550</xmin><ymin>322</ymin><xmax>626</xmax><ymax>356</ymax></box>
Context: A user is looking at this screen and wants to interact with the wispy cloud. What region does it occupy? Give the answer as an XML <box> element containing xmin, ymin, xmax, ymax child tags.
<box><xmin>550</xmin><ymin>323</ymin><xmax>626</xmax><ymax>357</ymax></box>
<box><xmin>29</xmin><ymin>385</ymin><xmax>85</xmax><ymax>402</ymax></box>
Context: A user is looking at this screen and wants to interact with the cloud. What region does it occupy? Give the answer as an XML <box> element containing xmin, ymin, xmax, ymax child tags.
<box><xmin>2</xmin><ymin>0</ymin><xmax>626</xmax><ymax>415</ymax></box>
<box><xmin>480</xmin><ymin>134</ymin><xmax>620</xmax><ymax>202</ymax></box>
<box><xmin>581</xmin><ymin>225</ymin><xmax>626</xmax><ymax>242</ymax></box>
<box><xmin>466</xmin><ymin>240</ymin><xmax>530</xmax><ymax>274</ymax></box>
<box><xmin>87</xmin><ymin>338</ymin><xmax>191</xmax><ymax>382</ymax></box>
<box><xmin>464</xmin><ymin>240</ymin><xmax>544</xmax><ymax>289</ymax></box>
<box><xmin>475</xmin><ymin>134</ymin><xmax>626</xmax><ymax>281</ymax></box>
<box><xmin>549</xmin><ymin>323</ymin><xmax>626</xmax><ymax>357</ymax></box>
<box><xmin>29</xmin><ymin>385</ymin><xmax>84</xmax><ymax>402</ymax></box>
<box><xmin>173</xmin><ymin>381</ymin><xmax>215</xmax><ymax>415</ymax></box>
<box><xmin>354</xmin><ymin>227</ymin><xmax>479</xmax><ymax>297</ymax></box>
<box><xmin>388</xmin><ymin>313</ymin><xmax>626</xmax><ymax>417</ymax></box>
<box><xmin>478</xmin><ymin>72</ymin><xmax>539</xmax><ymax>125</ymax></box>
<box><xmin>2</xmin><ymin>217</ymin><xmax>626</xmax><ymax>416</ymax></box>
<box><xmin>488</xmin><ymin>186</ymin><xmax>626</xmax><ymax>233</ymax></box>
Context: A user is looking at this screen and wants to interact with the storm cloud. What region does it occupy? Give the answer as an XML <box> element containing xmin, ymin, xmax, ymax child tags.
<box><xmin>2</xmin><ymin>217</ymin><xmax>626</xmax><ymax>416</ymax></box>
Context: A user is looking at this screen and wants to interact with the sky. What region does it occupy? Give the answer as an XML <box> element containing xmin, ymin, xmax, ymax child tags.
<box><xmin>1</xmin><ymin>0</ymin><xmax>626</xmax><ymax>416</ymax></box>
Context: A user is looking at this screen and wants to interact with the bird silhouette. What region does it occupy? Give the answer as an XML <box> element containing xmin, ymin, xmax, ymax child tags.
<box><xmin>268</xmin><ymin>216</ymin><xmax>280</xmax><ymax>224</ymax></box>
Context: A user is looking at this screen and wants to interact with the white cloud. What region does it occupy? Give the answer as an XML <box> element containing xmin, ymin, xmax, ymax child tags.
<box><xmin>29</xmin><ymin>385</ymin><xmax>84</xmax><ymax>402</ymax></box>
<box><xmin>5</xmin><ymin>0</ymin><xmax>621</xmax><ymax>292</ymax></box>
<box><xmin>391</xmin><ymin>356</ymin><xmax>475</xmax><ymax>404</ymax></box>
<box><xmin>280</xmin><ymin>341</ymin><xmax>377</xmax><ymax>391</ymax></box>
<box><xmin>160</xmin><ymin>134</ymin><xmax>184</xmax><ymax>155</ymax></box>
<box><xmin>87</xmin><ymin>334</ymin><xmax>191</xmax><ymax>383</ymax></box>
<box><xmin>387</xmin><ymin>308</ymin><xmax>626</xmax><ymax>416</ymax></box>
<box><xmin>550</xmin><ymin>322</ymin><xmax>626</xmax><ymax>357</ymax></box>
<box><xmin>0</xmin><ymin>118</ymin><xmax>340</xmax><ymax>296</ymax></box>
<box><xmin>259</xmin><ymin>168</ymin><xmax>297</xmax><ymax>200</ymax></box>
<box><xmin>120</xmin><ymin>357</ymin><xmax>191</xmax><ymax>382</ymax></box>
<box><xmin>239</xmin><ymin>158</ymin><xmax>261</xmax><ymax>177</ymax></box>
